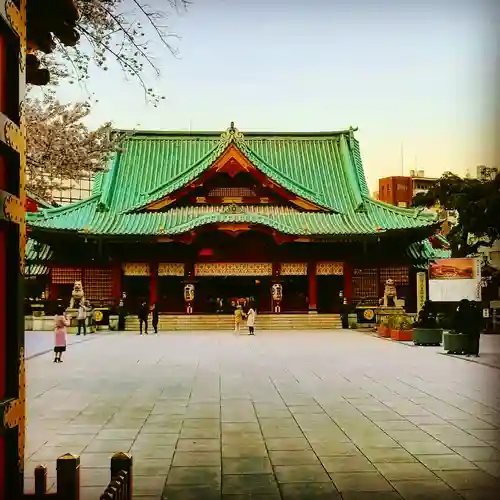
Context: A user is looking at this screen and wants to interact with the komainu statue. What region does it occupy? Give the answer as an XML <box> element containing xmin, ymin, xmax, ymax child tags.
<box><xmin>69</xmin><ymin>280</ymin><xmax>85</xmax><ymax>308</ymax></box>
<box><xmin>381</xmin><ymin>278</ymin><xmax>397</xmax><ymax>307</ymax></box>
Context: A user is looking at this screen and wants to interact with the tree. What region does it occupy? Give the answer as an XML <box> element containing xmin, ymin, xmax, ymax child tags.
<box><xmin>25</xmin><ymin>91</ymin><xmax>125</xmax><ymax>200</ymax></box>
<box><xmin>28</xmin><ymin>0</ymin><xmax>189</xmax><ymax>104</ymax></box>
<box><xmin>412</xmin><ymin>171</ymin><xmax>500</xmax><ymax>257</ymax></box>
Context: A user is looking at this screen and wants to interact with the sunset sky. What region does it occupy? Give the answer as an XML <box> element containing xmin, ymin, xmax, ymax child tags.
<box><xmin>50</xmin><ymin>0</ymin><xmax>498</xmax><ymax>191</ymax></box>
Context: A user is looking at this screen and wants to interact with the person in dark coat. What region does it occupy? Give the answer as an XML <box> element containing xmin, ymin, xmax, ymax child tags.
<box><xmin>138</xmin><ymin>301</ymin><xmax>148</xmax><ymax>335</ymax></box>
<box><xmin>152</xmin><ymin>302</ymin><xmax>159</xmax><ymax>334</ymax></box>
<box><xmin>118</xmin><ymin>299</ymin><xmax>126</xmax><ymax>331</ymax></box>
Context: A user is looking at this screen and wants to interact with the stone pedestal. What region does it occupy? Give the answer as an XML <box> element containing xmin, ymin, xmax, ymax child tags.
<box><xmin>65</xmin><ymin>308</ymin><xmax>79</xmax><ymax>334</ymax></box>
<box><xmin>32</xmin><ymin>316</ymin><xmax>56</xmax><ymax>331</ymax></box>
<box><xmin>25</xmin><ymin>316</ymin><xmax>33</xmax><ymax>331</ymax></box>
<box><xmin>376</xmin><ymin>306</ymin><xmax>404</xmax><ymax>325</ymax></box>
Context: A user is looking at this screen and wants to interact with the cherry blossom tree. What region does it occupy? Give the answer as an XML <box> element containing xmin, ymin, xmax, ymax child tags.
<box><xmin>29</xmin><ymin>0</ymin><xmax>189</xmax><ymax>104</ymax></box>
<box><xmin>25</xmin><ymin>91</ymin><xmax>126</xmax><ymax>200</ymax></box>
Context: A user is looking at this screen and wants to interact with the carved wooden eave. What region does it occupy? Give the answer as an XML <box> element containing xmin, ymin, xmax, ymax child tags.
<box><xmin>139</xmin><ymin>142</ymin><xmax>328</xmax><ymax>213</ymax></box>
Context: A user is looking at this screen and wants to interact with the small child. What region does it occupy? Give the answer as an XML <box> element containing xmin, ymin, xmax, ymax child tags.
<box><xmin>234</xmin><ymin>304</ymin><xmax>243</xmax><ymax>331</ymax></box>
<box><xmin>54</xmin><ymin>305</ymin><xmax>70</xmax><ymax>363</ymax></box>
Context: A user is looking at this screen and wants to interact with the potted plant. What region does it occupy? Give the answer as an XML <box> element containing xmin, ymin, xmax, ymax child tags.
<box><xmin>412</xmin><ymin>300</ymin><xmax>443</xmax><ymax>346</ymax></box>
<box><xmin>390</xmin><ymin>315</ymin><xmax>413</xmax><ymax>341</ymax></box>
<box><xmin>443</xmin><ymin>299</ymin><xmax>482</xmax><ymax>356</ymax></box>
<box><xmin>378</xmin><ymin>319</ymin><xmax>390</xmax><ymax>337</ymax></box>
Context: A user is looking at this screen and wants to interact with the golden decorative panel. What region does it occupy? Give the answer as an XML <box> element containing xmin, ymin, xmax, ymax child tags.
<box><xmin>3</xmin><ymin>347</ymin><xmax>26</xmax><ymax>472</ymax></box>
<box><xmin>281</xmin><ymin>263</ymin><xmax>307</xmax><ymax>276</ymax></box>
<box><xmin>158</xmin><ymin>263</ymin><xmax>185</xmax><ymax>276</ymax></box>
<box><xmin>122</xmin><ymin>262</ymin><xmax>150</xmax><ymax>276</ymax></box>
<box><xmin>317</xmin><ymin>262</ymin><xmax>344</xmax><ymax>276</ymax></box>
<box><xmin>52</xmin><ymin>267</ymin><xmax>82</xmax><ymax>284</ymax></box>
<box><xmin>195</xmin><ymin>262</ymin><xmax>272</xmax><ymax>276</ymax></box>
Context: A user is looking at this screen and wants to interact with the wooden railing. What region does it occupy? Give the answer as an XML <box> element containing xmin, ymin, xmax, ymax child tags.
<box><xmin>23</xmin><ymin>452</ymin><xmax>133</xmax><ymax>500</ymax></box>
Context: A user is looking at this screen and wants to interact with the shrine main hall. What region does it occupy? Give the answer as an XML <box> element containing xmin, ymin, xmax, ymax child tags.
<box><xmin>26</xmin><ymin>124</ymin><xmax>447</xmax><ymax>315</ymax></box>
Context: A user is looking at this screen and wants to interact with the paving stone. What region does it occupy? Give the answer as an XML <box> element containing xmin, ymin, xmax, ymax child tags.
<box><xmin>222</xmin><ymin>457</ymin><xmax>272</xmax><ymax>475</ymax></box>
<box><xmin>166</xmin><ymin>466</ymin><xmax>221</xmax><ymax>486</ymax></box>
<box><xmin>25</xmin><ymin>330</ymin><xmax>500</xmax><ymax>494</ymax></box>
<box><xmin>360</xmin><ymin>447</ymin><xmax>417</xmax><ymax>463</ymax></box>
<box><xmin>373</xmin><ymin>462</ymin><xmax>436</xmax><ymax>481</ymax></box>
<box><xmin>222</xmin><ymin>474</ymin><xmax>280</xmax><ymax>495</ymax></box>
<box><xmin>172</xmin><ymin>452</ymin><xmax>221</xmax><ymax>467</ymax></box>
<box><xmin>330</xmin><ymin>472</ymin><xmax>395</xmax><ymax>492</ymax></box>
<box><xmin>268</xmin><ymin>450</ymin><xmax>321</xmax><ymax>466</ymax></box>
<box><xmin>320</xmin><ymin>455</ymin><xmax>377</xmax><ymax>473</ymax></box>
<box><xmin>391</xmin><ymin>479</ymin><xmax>462</xmax><ymax>499</ymax></box>
<box><xmin>434</xmin><ymin>470</ymin><xmax>500</xmax><ymax>490</ymax></box>
<box><xmin>279</xmin><ymin>482</ymin><xmax>341</xmax><ymax>498</ymax></box>
<box><xmin>274</xmin><ymin>464</ymin><xmax>331</xmax><ymax>483</ymax></box>
<box><xmin>415</xmin><ymin>453</ymin><xmax>478</xmax><ymax>471</ymax></box>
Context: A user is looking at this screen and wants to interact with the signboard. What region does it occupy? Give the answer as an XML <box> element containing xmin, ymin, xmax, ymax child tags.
<box><xmin>428</xmin><ymin>258</ymin><xmax>481</xmax><ymax>302</ymax></box>
<box><xmin>416</xmin><ymin>272</ymin><xmax>427</xmax><ymax>312</ymax></box>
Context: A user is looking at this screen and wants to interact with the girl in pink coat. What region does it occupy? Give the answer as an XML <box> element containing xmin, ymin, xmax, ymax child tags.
<box><xmin>54</xmin><ymin>305</ymin><xmax>70</xmax><ymax>363</ymax></box>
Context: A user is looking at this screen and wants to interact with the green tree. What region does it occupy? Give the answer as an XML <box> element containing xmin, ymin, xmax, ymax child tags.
<box><xmin>412</xmin><ymin>171</ymin><xmax>500</xmax><ymax>257</ymax></box>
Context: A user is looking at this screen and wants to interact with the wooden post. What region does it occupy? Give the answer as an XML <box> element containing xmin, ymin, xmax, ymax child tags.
<box><xmin>34</xmin><ymin>464</ymin><xmax>47</xmax><ymax>496</ymax></box>
<box><xmin>56</xmin><ymin>453</ymin><xmax>80</xmax><ymax>500</ymax></box>
<box><xmin>110</xmin><ymin>452</ymin><xmax>133</xmax><ymax>500</ymax></box>
<box><xmin>343</xmin><ymin>262</ymin><xmax>352</xmax><ymax>303</ymax></box>
<box><xmin>308</xmin><ymin>262</ymin><xmax>317</xmax><ymax>313</ymax></box>
<box><xmin>149</xmin><ymin>262</ymin><xmax>158</xmax><ymax>305</ymax></box>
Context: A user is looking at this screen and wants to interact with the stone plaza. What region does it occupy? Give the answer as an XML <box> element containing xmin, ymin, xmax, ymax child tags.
<box><xmin>25</xmin><ymin>330</ymin><xmax>500</xmax><ymax>499</ymax></box>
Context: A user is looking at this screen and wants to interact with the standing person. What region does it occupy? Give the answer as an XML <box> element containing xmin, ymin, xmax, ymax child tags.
<box><xmin>234</xmin><ymin>304</ymin><xmax>243</xmax><ymax>332</ymax></box>
<box><xmin>76</xmin><ymin>300</ymin><xmax>87</xmax><ymax>335</ymax></box>
<box><xmin>247</xmin><ymin>303</ymin><xmax>256</xmax><ymax>335</ymax></box>
<box><xmin>138</xmin><ymin>301</ymin><xmax>148</xmax><ymax>335</ymax></box>
<box><xmin>152</xmin><ymin>302</ymin><xmax>159</xmax><ymax>334</ymax></box>
<box><xmin>54</xmin><ymin>305</ymin><xmax>69</xmax><ymax>363</ymax></box>
<box><xmin>118</xmin><ymin>299</ymin><xmax>126</xmax><ymax>331</ymax></box>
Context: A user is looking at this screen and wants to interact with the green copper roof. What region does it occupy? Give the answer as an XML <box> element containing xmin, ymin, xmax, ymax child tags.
<box><xmin>26</xmin><ymin>239</ymin><xmax>52</xmax><ymax>276</ymax></box>
<box><xmin>26</xmin><ymin>126</ymin><xmax>439</xmax><ymax>237</ymax></box>
<box><xmin>27</xmin><ymin>200</ymin><xmax>436</xmax><ymax>236</ymax></box>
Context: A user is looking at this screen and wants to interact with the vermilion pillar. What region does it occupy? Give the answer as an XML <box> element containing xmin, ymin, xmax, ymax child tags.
<box><xmin>308</xmin><ymin>262</ymin><xmax>317</xmax><ymax>312</ymax></box>
<box><xmin>343</xmin><ymin>262</ymin><xmax>352</xmax><ymax>302</ymax></box>
<box><xmin>111</xmin><ymin>264</ymin><xmax>122</xmax><ymax>299</ymax></box>
<box><xmin>149</xmin><ymin>262</ymin><xmax>158</xmax><ymax>305</ymax></box>
<box><xmin>0</xmin><ymin>4</ymin><xmax>26</xmax><ymax>498</ymax></box>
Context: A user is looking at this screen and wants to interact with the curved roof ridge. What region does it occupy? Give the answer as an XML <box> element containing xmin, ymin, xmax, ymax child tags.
<box><xmin>113</xmin><ymin>127</ymin><xmax>359</xmax><ymax>138</ymax></box>
<box><xmin>26</xmin><ymin>194</ymin><xmax>100</xmax><ymax>221</ymax></box>
<box><xmin>364</xmin><ymin>197</ymin><xmax>437</xmax><ymax>220</ymax></box>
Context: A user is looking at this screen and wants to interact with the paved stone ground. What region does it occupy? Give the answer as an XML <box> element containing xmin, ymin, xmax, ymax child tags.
<box><xmin>25</xmin><ymin>330</ymin><xmax>100</xmax><ymax>359</ymax></box>
<box><xmin>25</xmin><ymin>330</ymin><xmax>500</xmax><ymax>499</ymax></box>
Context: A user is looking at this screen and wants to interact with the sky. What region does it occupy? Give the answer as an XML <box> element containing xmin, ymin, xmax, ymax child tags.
<box><xmin>51</xmin><ymin>0</ymin><xmax>499</xmax><ymax>192</ymax></box>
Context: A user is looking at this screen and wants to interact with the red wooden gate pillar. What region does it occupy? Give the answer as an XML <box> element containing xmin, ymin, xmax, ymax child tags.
<box><xmin>149</xmin><ymin>262</ymin><xmax>158</xmax><ymax>305</ymax></box>
<box><xmin>343</xmin><ymin>262</ymin><xmax>352</xmax><ymax>303</ymax></box>
<box><xmin>111</xmin><ymin>264</ymin><xmax>122</xmax><ymax>300</ymax></box>
<box><xmin>308</xmin><ymin>262</ymin><xmax>317</xmax><ymax>313</ymax></box>
<box><xmin>0</xmin><ymin>2</ymin><xmax>27</xmax><ymax>498</ymax></box>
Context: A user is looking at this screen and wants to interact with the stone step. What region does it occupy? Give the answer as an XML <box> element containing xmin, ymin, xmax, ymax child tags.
<box><xmin>124</xmin><ymin>314</ymin><xmax>342</xmax><ymax>330</ymax></box>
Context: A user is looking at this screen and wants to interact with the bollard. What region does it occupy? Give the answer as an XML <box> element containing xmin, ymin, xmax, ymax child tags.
<box><xmin>34</xmin><ymin>465</ymin><xmax>47</xmax><ymax>497</ymax></box>
<box><xmin>110</xmin><ymin>452</ymin><xmax>132</xmax><ymax>500</ymax></box>
<box><xmin>56</xmin><ymin>453</ymin><xmax>80</xmax><ymax>500</ymax></box>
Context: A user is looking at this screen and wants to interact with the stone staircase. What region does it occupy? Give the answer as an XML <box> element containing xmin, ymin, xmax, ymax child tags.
<box><xmin>125</xmin><ymin>314</ymin><xmax>343</xmax><ymax>331</ymax></box>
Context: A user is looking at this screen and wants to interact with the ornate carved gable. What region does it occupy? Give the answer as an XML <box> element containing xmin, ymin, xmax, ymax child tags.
<box><xmin>141</xmin><ymin>125</ymin><xmax>327</xmax><ymax>212</ymax></box>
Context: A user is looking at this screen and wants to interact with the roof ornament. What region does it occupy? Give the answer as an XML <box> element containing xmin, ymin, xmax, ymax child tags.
<box><xmin>348</xmin><ymin>125</ymin><xmax>358</xmax><ymax>143</ymax></box>
<box><xmin>220</xmin><ymin>121</ymin><xmax>244</xmax><ymax>147</ymax></box>
<box><xmin>220</xmin><ymin>203</ymin><xmax>245</xmax><ymax>215</ymax></box>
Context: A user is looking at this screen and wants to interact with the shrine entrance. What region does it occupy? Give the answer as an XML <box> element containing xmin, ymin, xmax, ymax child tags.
<box><xmin>195</xmin><ymin>276</ymin><xmax>272</xmax><ymax>313</ymax></box>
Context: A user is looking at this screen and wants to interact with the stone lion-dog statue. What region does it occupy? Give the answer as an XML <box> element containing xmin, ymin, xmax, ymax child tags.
<box><xmin>381</xmin><ymin>278</ymin><xmax>397</xmax><ymax>307</ymax></box>
<box><xmin>69</xmin><ymin>280</ymin><xmax>85</xmax><ymax>309</ymax></box>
